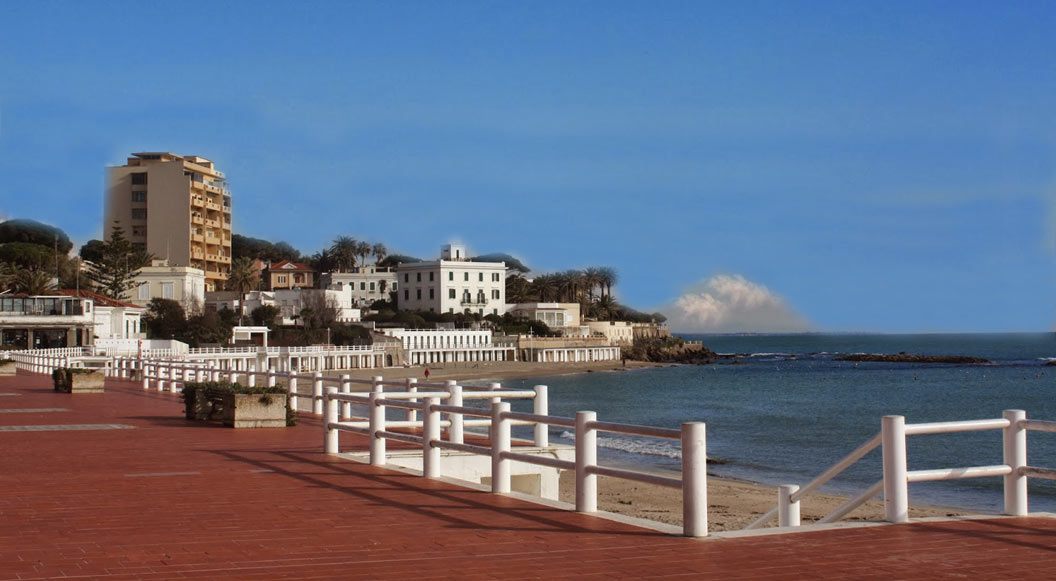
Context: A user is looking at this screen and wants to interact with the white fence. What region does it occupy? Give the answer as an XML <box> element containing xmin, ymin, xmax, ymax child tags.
<box><xmin>747</xmin><ymin>411</ymin><xmax>1056</xmax><ymax>529</ymax></box>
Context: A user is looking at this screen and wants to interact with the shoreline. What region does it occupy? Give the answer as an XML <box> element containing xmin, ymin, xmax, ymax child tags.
<box><xmin>284</xmin><ymin>359</ymin><xmax>973</xmax><ymax>530</ymax></box>
<box><xmin>326</xmin><ymin>359</ymin><xmax>666</xmax><ymax>384</ymax></box>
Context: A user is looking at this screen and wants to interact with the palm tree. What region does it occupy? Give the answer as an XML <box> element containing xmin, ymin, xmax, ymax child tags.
<box><xmin>356</xmin><ymin>241</ymin><xmax>372</xmax><ymax>269</ymax></box>
<box><xmin>597</xmin><ymin>267</ymin><xmax>618</xmax><ymax>298</ymax></box>
<box><xmin>330</xmin><ymin>236</ymin><xmax>359</xmax><ymax>272</ymax></box>
<box><xmin>378</xmin><ymin>279</ymin><xmax>388</xmax><ymax>295</ymax></box>
<box><xmin>593</xmin><ymin>294</ymin><xmax>617</xmax><ymax>321</ymax></box>
<box><xmin>583</xmin><ymin>267</ymin><xmax>603</xmax><ymax>302</ymax></box>
<box><xmin>11</xmin><ymin>268</ymin><xmax>54</xmax><ymax>295</ymax></box>
<box><xmin>0</xmin><ymin>262</ymin><xmax>17</xmax><ymax>292</ymax></box>
<box><xmin>532</xmin><ymin>275</ymin><xmax>558</xmax><ymax>302</ymax></box>
<box><xmin>371</xmin><ymin>243</ymin><xmax>388</xmax><ymax>266</ymax></box>
<box><xmin>226</xmin><ymin>257</ymin><xmax>258</xmax><ymax>295</ymax></box>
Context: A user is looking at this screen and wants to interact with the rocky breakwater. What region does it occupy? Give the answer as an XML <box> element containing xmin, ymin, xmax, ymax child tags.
<box><xmin>835</xmin><ymin>352</ymin><xmax>990</xmax><ymax>364</ymax></box>
<box><xmin>625</xmin><ymin>337</ymin><xmax>717</xmax><ymax>364</ymax></box>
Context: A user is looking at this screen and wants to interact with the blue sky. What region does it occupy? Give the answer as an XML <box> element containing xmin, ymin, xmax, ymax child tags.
<box><xmin>1</xmin><ymin>1</ymin><xmax>1054</xmax><ymax>332</ymax></box>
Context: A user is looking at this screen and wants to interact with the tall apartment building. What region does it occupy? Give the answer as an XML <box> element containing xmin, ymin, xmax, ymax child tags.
<box><xmin>105</xmin><ymin>153</ymin><xmax>232</xmax><ymax>292</ymax></box>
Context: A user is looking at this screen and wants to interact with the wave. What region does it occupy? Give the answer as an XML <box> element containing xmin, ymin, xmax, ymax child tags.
<box><xmin>559</xmin><ymin>431</ymin><xmax>682</xmax><ymax>459</ymax></box>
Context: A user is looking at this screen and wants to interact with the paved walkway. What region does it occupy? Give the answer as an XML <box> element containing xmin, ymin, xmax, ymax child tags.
<box><xmin>1</xmin><ymin>373</ymin><xmax>1055</xmax><ymax>580</ymax></box>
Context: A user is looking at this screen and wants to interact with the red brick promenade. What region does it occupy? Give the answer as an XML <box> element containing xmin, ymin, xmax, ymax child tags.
<box><xmin>2</xmin><ymin>373</ymin><xmax>1055</xmax><ymax>580</ymax></box>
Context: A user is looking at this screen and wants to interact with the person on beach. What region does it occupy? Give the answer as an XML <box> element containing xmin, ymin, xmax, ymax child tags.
<box><xmin>424</xmin><ymin>367</ymin><xmax>430</xmax><ymax>379</ymax></box>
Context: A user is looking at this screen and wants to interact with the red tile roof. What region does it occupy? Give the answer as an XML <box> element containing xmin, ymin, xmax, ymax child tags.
<box><xmin>58</xmin><ymin>289</ymin><xmax>144</xmax><ymax>309</ymax></box>
<box><xmin>267</xmin><ymin>260</ymin><xmax>314</xmax><ymax>272</ymax></box>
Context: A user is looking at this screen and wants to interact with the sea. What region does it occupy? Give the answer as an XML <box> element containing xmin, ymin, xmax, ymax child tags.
<box><xmin>496</xmin><ymin>333</ymin><xmax>1056</xmax><ymax>514</ymax></box>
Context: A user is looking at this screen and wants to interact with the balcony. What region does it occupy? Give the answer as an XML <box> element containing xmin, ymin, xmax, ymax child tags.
<box><xmin>205</xmin><ymin>218</ymin><xmax>221</xmax><ymax>228</ymax></box>
<box><xmin>460</xmin><ymin>298</ymin><xmax>489</xmax><ymax>307</ymax></box>
<box><xmin>205</xmin><ymin>200</ymin><xmax>223</xmax><ymax>212</ymax></box>
<box><xmin>191</xmin><ymin>196</ymin><xmax>205</xmax><ymax>207</ymax></box>
<box><xmin>191</xmin><ymin>215</ymin><xmax>204</xmax><ymax>225</ymax></box>
<box><xmin>191</xmin><ymin>234</ymin><xmax>204</xmax><ymax>242</ymax></box>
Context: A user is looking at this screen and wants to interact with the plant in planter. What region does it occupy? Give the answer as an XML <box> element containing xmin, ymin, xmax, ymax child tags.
<box><xmin>52</xmin><ymin>367</ymin><xmax>105</xmax><ymax>393</ymax></box>
<box><xmin>181</xmin><ymin>381</ymin><xmax>295</xmax><ymax>428</ymax></box>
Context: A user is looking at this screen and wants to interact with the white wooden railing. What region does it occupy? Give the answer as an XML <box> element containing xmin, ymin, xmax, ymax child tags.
<box><xmin>321</xmin><ymin>385</ymin><xmax>708</xmax><ymax>537</ymax></box>
<box><xmin>747</xmin><ymin>410</ymin><xmax>1056</xmax><ymax>529</ymax></box>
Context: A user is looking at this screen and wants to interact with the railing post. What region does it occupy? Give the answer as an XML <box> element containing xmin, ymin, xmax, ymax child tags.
<box><xmin>423</xmin><ymin>396</ymin><xmax>440</xmax><ymax>478</ymax></box>
<box><xmin>1003</xmin><ymin>409</ymin><xmax>1028</xmax><ymax>516</ymax></box>
<box><xmin>247</xmin><ymin>361</ymin><xmax>257</xmax><ymax>387</ymax></box>
<box><xmin>369</xmin><ymin>390</ymin><xmax>386</xmax><ymax>466</ymax></box>
<box><xmin>340</xmin><ymin>374</ymin><xmax>352</xmax><ymax>420</ymax></box>
<box><xmin>492</xmin><ymin>401</ymin><xmax>511</xmax><ymax>494</ymax></box>
<box><xmin>406</xmin><ymin>377</ymin><xmax>418</xmax><ymax>422</ymax></box>
<box><xmin>576</xmin><ymin>410</ymin><xmax>598</xmax><ymax>513</ymax></box>
<box><xmin>882</xmin><ymin>415</ymin><xmax>909</xmax><ymax>523</ymax></box>
<box><xmin>158</xmin><ymin>362</ymin><xmax>167</xmax><ymax>392</ymax></box>
<box><xmin>141</xmin><ymin>360</ymin><xmax>150</xmax><ymax>390</ymax></box>
<box><xmin>288</xmin><ymin>372</ymin><xmax>298</xmax><ymax>413</ymax></box>
<box><xmin>682</xmin><ymin>421</ymin><xmax>708</xmax><ymax>537</ymax></box>
<box><xmin>324</xmin><ymin>386</ymin><xmax>339</xmax><ymax>454</ymax></box>
<box><xmin>267</xmin><ymin>369</ymin><xmax>276</xmax><ymax>388</ymax></box>
<box><xmin>446</xmin><ymin>380</ymin><xmax>463</xmax><ymax>444</ymax></box>
<box><xmin>778</xmin><ymin>484</ymin><xmax>800</xmax><ymax>528</ymax></box>
<box><xmin>312</xmin><ymin>372</ymin><xmax>323</xmax><ymax>415</ymax></box>
<box><xmin>534</xmin><ymin>385</ymin><xmax>548</xmax><ymax>448</ymax></box>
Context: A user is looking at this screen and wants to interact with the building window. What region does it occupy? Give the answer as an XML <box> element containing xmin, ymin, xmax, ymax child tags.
<box><xmin>277</xmin><ymin>275</ymin><xmax>287</xmax><ymax>284</ymax></box>
<box><xmin>360</xmin><ymin>282</ymin><xmax>366</xmax><ymax>291</ymax></box>
<box><xmin>492</xmin><ymin>273</ymin><xmax>500</xmax><ymax>282</ymax></box>
<box><xmin>429</xmin><ymin>272</ymin><xmax>434</xmax><ymax>282</ymax></box>
<box><xmin>448</xmin><ymin>272</ymin><xmax>453</xmax><ymax>281</ymax></box>
<box><xmin>464</xmin><ymin>272</ymin><xmax>469</xmax><ymax>281</ymax></box>
<box><xmin>131</xmin><ymin>226</ymin><xmax>147</xmax><ymax>237</ymax></box>
<box><xmin>131</xmin><ymin>209</ymin><xmax>147</xmax><ymax>220</ymax></box>
<box><xmin>161</xmin><ymin>282</ymin><xmax>174</xmax><ymax>299</ymax></box>
<box><xmin>448</xmin><ymin>289</ymin><xmax>455</xmax><ymax>299</ymax></box>
<box><xmin>131</xmin><ymin>172</ymin><xmax>148</xmax><ymax>185</ymax></box>
<box><xmin>449</xmin><ymin>308</ymin><xmax>454</xmax><ymax>314</ymax></box>
<box><xmin>404</xmin><ymin>289</ymin><xmax>409</xmax><ymax>300</ymax></box>
<box><xmin>138</xmin><ymin>283</ymin><xmax>150</xmax><ymax>300</ymax></box>
<box><xmin>369</xmin><ymin>282</ymin><xmax>375</xmax><ymax>291</ymax></box>
<box><xmin>392</xmin><ymin>282</ymin><xmax>397</xmax><ymax>291</ymax></box>
<box><xmin>131</xmin><ymin>191</ymin><xmax>147</xmax><ymax>202</ymax></box>
<box><xmin>492</xmin><ymin>289</ymin><xmax>500</xmax><ymax>299</ymax></box>
<box><xmin>479</xmin><ymin>272</ymin><xmax>484</xmax><ymax>282</ymax></box>
<box><xmin>416</xmin><ymin>272</ymin><xmax>421</xmax><ymax>282</ymax></box>
<box><xmin>493</xmin><ymin>309</ymin><xmax>498</xmax><ymax>315</ymax></box>
<box><xmin>429</xmin><ymin>289</ymin><xmax>434</xmax><ymax>299</ymax></box>
<box><xmin>416</xmin><ymin>289</ymin><xmax>422</xmax><ymax>300</ymax></box>
<box><xmin>404</xmin><ymin>273</ymin><xmax>409</xmax><ymax>283</ymax></box>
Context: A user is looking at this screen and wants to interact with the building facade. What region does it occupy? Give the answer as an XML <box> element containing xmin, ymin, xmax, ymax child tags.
<box><xmin>126</xmin><ymin>260</ymin><xmax>206</xmax><ymax>312</ymax></box>
<box><xmin>264</xmin><ymin>260</ymin><xmax>315</xmax><ymax>290</ymax></box>
<box><xmin>586</xmin><ymin>321</ymin><xmax>635</xmax><ymax>345</ymax></box>
<box><xmin>60</xmin><ymin>290</ymin><xmax>145</xmax><ymax>341</ymax></box>
<box><xmin>105</xmin><ymin>152</ymin><xmax>232</xmax><ymax>292</ymax></box>
<box><xmin>507</xmin><ymin>302</ymin><xmax>584</xmax><ymax>335</ymax></box>
<box><xmin>321</xmin><ymin>267</ymin><xmax>398</xmax><ymax>308</ymax></box>
<box><xmin>0</xmin><ymin>294</ymin><xmax>96</xmax><ymax>349</ymax></box>
<box><xmin>396</xmin><ymin>245</ymin><xmax>506</xmax><ymax>316</ymax></box>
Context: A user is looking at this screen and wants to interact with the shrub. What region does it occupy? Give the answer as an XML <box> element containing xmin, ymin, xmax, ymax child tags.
<box><xmin>181</xmin><ymin>381</ymin><xmax>295</xmax><ymax>426</ymax></box>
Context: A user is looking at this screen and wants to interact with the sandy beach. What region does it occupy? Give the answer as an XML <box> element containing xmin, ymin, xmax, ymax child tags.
<box><xmin>558</xmin><ymin>472</ymin><xmax>968</xmax><ymax>532</ymax></box>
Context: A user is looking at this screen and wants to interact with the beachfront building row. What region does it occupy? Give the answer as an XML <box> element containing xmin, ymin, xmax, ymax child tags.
<box><xmin>106</xmin><ymin>153</ymin><xmax>232</xmax><ymax>292</ymax></box>
<box><xmin>381</xmin><ymin>328</ymin><xmax>517</xmax><ymax>365</ymax></box>
<box><xmin>321</xmin><ymin>267</ymin><xmax>399</xmax><ymax>308</ymax></box>
<box><xmin>396</xmin><ymin>245</ymin><xmax>506</xmax><ymax>316</ymax></box>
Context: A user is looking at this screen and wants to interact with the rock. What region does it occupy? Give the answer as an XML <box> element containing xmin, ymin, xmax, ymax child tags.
<box><xmin>835</xmin><ymin>353</ymin><xmax>989</xmax><ymax>364</ymax></box>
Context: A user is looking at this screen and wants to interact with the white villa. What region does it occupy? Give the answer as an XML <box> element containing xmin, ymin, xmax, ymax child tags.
<box><xmin>321</xmin><ymin>266</ymin><xmax>398</xmax><ymax>308</ymax></box>
<box><xmin>396</xmin><ymin>244</ymin><xmax>506</xmax><ymax>316</ymax></box>
<box><xmin>242</xmin><ymin>289</ymin><xmax>361</xmax><ymax>326</ymax></box>
<box><xmin>126</xmin><ymin>260</ymin><xmax>206</xmax><ymax>313</ymax></box>
<box><xmin>506</xmin><ymin>302</ymin><xmax>589</xmax><ymax>337</ymax></box>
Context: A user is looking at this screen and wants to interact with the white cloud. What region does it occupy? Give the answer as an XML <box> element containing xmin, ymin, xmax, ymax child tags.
<box><xmin>666</xmin><ymin>275</ymin><xmax>811</xmax><ymax>333</ymax></box>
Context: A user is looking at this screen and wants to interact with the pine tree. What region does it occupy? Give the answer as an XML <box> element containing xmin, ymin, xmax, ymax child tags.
<box><xmin>87</xmin><ymin>223</ymin><xmax>153</xmax><ymax>299</ymax></box>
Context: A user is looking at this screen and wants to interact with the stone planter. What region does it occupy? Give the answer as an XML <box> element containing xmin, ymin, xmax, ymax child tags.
<box><xmin>0</xmin><ymin>362</ymin><xmax>16</xmax><ymax>376</ymax></box>
<box><xmin>53</xmin><ymin>369</ymin><xmax>105</xmax><ymax>393</ymax></box>
<box><xmin>222</xmin><ymin>393</ymin><xmax>288</xmax><ymax>428</ymax></box>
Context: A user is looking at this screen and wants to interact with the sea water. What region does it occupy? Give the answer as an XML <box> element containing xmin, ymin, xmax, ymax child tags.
<box><xmin>498</xmin><ymin>333</ymin><xmax>1056</xmax><ymax>514</ymax></box>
